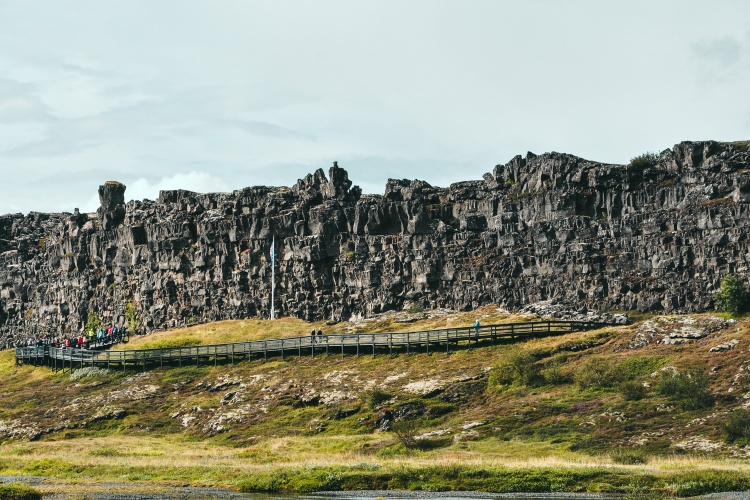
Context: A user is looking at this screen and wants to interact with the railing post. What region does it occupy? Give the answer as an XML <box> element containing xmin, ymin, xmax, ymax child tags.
<box><xmin>426</xmin><ymin>332</ymin><xmax>430</xmax><ymax>355</ymax></box>
<box><xmin>407</xmin><ymin>332</ymin><xmax>410</xmax><ymax>356</ymax></box>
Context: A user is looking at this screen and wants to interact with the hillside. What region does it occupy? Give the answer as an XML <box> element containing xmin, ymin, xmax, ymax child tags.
<box><xmin>2</xmin><ymin>308</ymin><xmax>750</xmax><ymax>496</ymax></box>
<box><xmin>3</xmin><ymin>140</ymin><xmax>750</xmax><ymax>349</ymax></box>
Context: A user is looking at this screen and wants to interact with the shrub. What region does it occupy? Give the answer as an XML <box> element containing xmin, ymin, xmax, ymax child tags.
<box><xmin>715</xmin><ymin>275</ymin><xmax>750</xmax><ymax>314</ymax></box>
<box><xmin>125</xmin><ymin>300</ymin><xmax>140</xmax><ymax>331</ymax></box>
<box><xmin>0</xmin><ymin>484</ymin><xmax>42</xmax><ymax>500</ymax></box>
<box><xmin>656</xmin><ymin>369</ymin><xmax>713</xmax><ymax>410</ymax></box>
<box><xmin>70</xmin><ymin>366</ymin><xmax>112</xmax><ymax>381</ymax></box>
<box><xmin>723</xmin><ymin>408</ymin><xmax>750</xmax><ymax>444</ymax></box>
<box><xmin>629</xmin><ymin>152</ymin><xmax>659</xmax><ymax>169</ymax></box>
<box><xmin>619</xmin><ymin>380</ymin><xmax>647</xmax><ymax>401</ymax></box>
<box><xmin>391</xmin><ymin>419</ymin><xmax>420</xmax><ymax>449</ymax></box>
<box><xmin>85</xmin><ymin>310</ymin><xmax>101</xmax><ymax>335</ymax></box>
<box><xmin>672</xmin><ymin>469</ymin><xmax>750</xmax><ymax>496</ymax></box>
<box><xmin>488</xmin><ymin>348</ymin><xmax>541</xmax><ymax>388</ymax></box>
<box><xmin>611</xmin><ymin>448</ymin><xmax>649</xmax><ymax>465</ymax></box>
<box><xmin>366</xmin><ymin>389</ymin><xmax>392</xmax><ymax>410</ymax></box>
<box><xmin>541</xmin><ymin>363</ymin><xmax>565</xmax><ymax>385</ymax></box>
<box><xmin>406</xmin><ymin>303</ymin><xmax>424</xmax><ymax>314</ymax></box>
<box><xmin>574</xmin><ymin>358</ymin><xmax>624</xmax><ymax>390</ymax></box>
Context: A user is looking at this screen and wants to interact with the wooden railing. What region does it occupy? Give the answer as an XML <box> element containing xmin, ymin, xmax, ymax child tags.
<box><xmin>15</xmin><ymin>320</ymin><xmax>611</xmax><ymax>372</ymax></box>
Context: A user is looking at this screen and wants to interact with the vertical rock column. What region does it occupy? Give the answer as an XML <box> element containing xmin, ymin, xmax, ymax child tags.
<box><xmin>97</xmin><ymin>181</ymin><xmax>126</xmax><ymax>230</ymax></box>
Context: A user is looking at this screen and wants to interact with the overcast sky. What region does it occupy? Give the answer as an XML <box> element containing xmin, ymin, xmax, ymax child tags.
<box><xmin>1</xmin><ymin>0</ymin><xmax>749</xmax><ymax>215</ymax></box>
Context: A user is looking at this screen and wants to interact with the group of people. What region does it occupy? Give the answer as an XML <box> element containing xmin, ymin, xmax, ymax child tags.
<box><xmin>17</xmin><ymin>325</ymin><xmax>127</xmax><ymax>350</ymax></box>
<box><xmin>310</xmin><ymin>329</ymin><xmax>324</xmax><ymax>342</ymax></box>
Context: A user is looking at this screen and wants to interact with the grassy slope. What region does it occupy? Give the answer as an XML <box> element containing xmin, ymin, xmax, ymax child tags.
<box><xmin>1</xmin><ymin>307</ymin><xmax>750</xmax><ymax>496</ymax></box>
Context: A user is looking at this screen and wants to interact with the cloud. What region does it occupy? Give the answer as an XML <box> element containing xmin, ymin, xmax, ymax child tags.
<box><xmin>691</xmin><ymin>35</ymin><xmax>745</xmax><ymax>68</ymax></box>
<box><xmin>128</xmin><ymin>171</ymin><xmax>231</xmax><ymax>200</ymax></box>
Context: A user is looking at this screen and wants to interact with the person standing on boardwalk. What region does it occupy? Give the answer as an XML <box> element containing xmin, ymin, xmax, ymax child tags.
<box><xmin>311</xmin><ymin>329</ymin><xmax>316</xmax><ymax>344</ymax></box>
<box><xmin>474</xmin><ymin>319</ymin><xmax>480</xmax><ymax>338</ymax></box>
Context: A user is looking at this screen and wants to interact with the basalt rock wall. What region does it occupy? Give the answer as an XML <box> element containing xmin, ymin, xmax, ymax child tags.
<box><xmin>2</xmin><ymin>141</ymin><xmax>750</xmax><ymax>347</ymax></box>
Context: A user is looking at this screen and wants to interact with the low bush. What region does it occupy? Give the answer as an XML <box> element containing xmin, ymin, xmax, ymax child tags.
<box><xmin>619</xmin><ymin>380</ymin><xmax>647</xmax><ymax>401</ymax></box>
<box><xmin>630</xmin><ymin>152</ymin><xmax>659</xmax><ymax>169</ymax></box>
<box><xmin>405</xmin><ymin>303</ymin><xmax>423</xmax><ymax>314</ymax></box>
<box><xmin>488</xmin><ymin>348</ymin><xmax>542</xmax><ymax>388</ymax></box>
<box><xmin>623</xmin><ymin>478</ymin><xmax>667</xmax><ymax>500</ymax></box>
<box><xmin>70</xmin><ymin>366</ymin><xmax>112</xmax><ymax>381</ymax></box>
<box><xmin>391</xmin><ymin>419</ymin><xmax>420</xmax><ymax>449</ymax></box>
<box><xmin>656</xmin><ymin>369</ymin><xmax>713</xmax><ymax>410</ymax></box>
<box><xmin>723</xmin><ymin>408</ymin><xmax>750</xmax><ymax>444</ymax></box>
<box><xmin>610</xmin><ymin>448</ymin><xmax>649</xmax><ymax>465</ymax></box>
<box><xmin>574</xmin><ymin>358</ymin><xmax>624</xmax><ymax>390</ymax></box>
<box><xmin>541</xmin><ymin>363</ymin><xmax>565</xmax><ymax>385</ymax></box>
<box><xmin>365</xmin><ymin>389</ymin><xmax>392</xmax><ymax>410</ymax></box>
<box><xmin>0</xmin><ymin>484</ymin><xmax>42</xmax><ymax>500</ymax></box>
<box><xmin>671</xmin><ymin>469</ymin><xmax>750</xmax><ymax>496</ymax></box>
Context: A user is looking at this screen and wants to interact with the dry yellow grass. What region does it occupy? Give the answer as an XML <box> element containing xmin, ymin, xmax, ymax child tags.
<box><xmin>121</xmin><ymin>305</ymin><xmax>524</xmax><ymax>350</ymax></box>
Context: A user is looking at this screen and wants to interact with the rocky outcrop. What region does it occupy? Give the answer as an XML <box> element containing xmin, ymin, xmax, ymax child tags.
<box><xmin>2</xmin><ymin>140</ymin><xmax>750</xmax><ymax>347</ymax></box>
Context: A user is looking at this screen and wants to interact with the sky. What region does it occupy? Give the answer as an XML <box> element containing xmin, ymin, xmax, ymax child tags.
<box><xmin>1</xmin><ymin>0</ymin><xmax>749</xmax><ymax>215</ymax></box>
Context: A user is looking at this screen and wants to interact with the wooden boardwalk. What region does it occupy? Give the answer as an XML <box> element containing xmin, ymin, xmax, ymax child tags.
<box><xmin>15</xmin><ymin>320</ymin><xmax>611</xmax><ymax>373</ymax></box>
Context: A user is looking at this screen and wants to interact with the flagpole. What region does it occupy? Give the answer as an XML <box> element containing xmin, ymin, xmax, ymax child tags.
<box><xmin>270</xmin><ymin>236</ymin><xmax>275</xmax><ymax>320</ymax></box>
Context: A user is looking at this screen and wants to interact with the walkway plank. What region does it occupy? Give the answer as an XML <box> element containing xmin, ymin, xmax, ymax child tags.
<box><xmin>15</xmin><ymin>320</ymin><xmax>612</xmax><ymax>372</ymax></box>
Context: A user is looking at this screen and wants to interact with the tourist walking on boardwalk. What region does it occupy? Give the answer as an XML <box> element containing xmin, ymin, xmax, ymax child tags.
<box><xmin>474</xmin><ymin>319</ymin><xmax>480</xmax><ymax>338</ymax></box>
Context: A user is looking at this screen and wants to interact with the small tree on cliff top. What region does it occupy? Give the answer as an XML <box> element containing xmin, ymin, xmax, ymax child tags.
<box><xmin>715</xmin><ymin>275</ymin><xmax>750</xmax><ymax>314</ymax></box>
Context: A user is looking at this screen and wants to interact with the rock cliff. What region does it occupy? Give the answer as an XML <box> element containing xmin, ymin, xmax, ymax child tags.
<box><xmin>2</xmin><ymin>140</ymin><xmax>750</xmax><ymax>347</ymax></box>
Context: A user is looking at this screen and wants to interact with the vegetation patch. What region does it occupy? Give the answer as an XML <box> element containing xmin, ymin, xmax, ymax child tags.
<box><xmin>630</xmin><ymin>152</ymin><xmax>659</xmax><ymax>169</ymax></box>
<box><xmin>655</xmin><ymin>368</ymin><xmax>713</xmax><ymax>410</ymax></box>
<box><xmin>0</xmin><ymin>483</ymin><xmax>42</xmax><ymax>500</ymax></box>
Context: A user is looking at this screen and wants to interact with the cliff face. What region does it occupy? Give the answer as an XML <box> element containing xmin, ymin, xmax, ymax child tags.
<box><xmin>2</xmin><ymin>141</ymin><xmax>750</xmax><ymax>347</ymax></box>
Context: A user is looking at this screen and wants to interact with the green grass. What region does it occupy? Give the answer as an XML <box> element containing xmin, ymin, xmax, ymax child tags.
<box><xmin>3</xmin><ymin>310</ymin><xmax>750</xmax><ymax>496</ymax></box>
